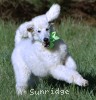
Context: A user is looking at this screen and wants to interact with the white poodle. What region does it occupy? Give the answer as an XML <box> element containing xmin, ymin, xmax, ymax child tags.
<box><xmin>11</xmin><ymin>4</ymin><xmax>88</xmax><ymax>95</ymax></box>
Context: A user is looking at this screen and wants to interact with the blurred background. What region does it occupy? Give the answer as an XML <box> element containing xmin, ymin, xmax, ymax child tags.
<box><xmin>0</xmin><ymin>0</ymin><xmax>96</xmax><ymax>25</ymax></box>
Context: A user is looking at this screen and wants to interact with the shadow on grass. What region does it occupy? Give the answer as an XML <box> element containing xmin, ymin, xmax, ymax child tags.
<box><xmin>84</xmin><ymin>74</ymin><xmax>96</xmax><ymax>94</ymax></box>
<box><xmin>43</xmin><ymin>74</ymin><xmax>96</xmax><ymax>95</ymax></box>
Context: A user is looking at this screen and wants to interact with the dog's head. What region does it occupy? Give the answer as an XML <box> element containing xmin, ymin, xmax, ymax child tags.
<box><xmin>27</xmin><ymin>4</ymin><xmax>60</xmax><ymax>47</ymax></box>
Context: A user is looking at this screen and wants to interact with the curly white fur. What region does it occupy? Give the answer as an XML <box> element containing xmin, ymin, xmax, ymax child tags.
<box><xmin>11</xmin><ymin>4</ymin><xmax>88</xmax><ymax>95</ymax></box>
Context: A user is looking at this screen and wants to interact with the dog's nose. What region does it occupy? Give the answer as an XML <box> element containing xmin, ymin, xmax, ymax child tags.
<box><xmin>44</xmin><ymin>38</ymin><xmax>49</xmax><ymax>42</ymax></box>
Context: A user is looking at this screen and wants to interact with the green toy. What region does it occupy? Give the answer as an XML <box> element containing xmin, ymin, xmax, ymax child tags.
<box><xmin>49</xmin><ymin>31</ymin><xmax>60</xmax><ymax>49</ymax></box>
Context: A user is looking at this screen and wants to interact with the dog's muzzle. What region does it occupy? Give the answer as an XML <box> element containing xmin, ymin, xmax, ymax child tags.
<box><xmin>43</xmin><ymin>38</ymin><xmax>50</xmax><ymax>47</ymax></box>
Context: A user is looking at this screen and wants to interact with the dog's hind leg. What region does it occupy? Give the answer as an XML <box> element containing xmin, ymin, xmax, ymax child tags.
<box><xmin>49</xmin><ymin>65</ymin><xmax>88</xmax><ymax>86</ymax></box>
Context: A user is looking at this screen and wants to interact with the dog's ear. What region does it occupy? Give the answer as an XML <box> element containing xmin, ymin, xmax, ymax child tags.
<box><xmin>46</xmin><ymin>4</ymin><xmax>60</xmax><ymax>22</ymax></box>
<box><xmin>27</xmin><ymin>22</ymin><xmax>34</xmax><ymax>33</ymax></box>
<box><xmin>27</xmin><ymin>27</ymin><xmax>34</xmax><ymax>33</ymax></box>
<box><xmin>26</xmin><ymin>22</ymin><xmax>34</xmax><ymax>39</ymax></box>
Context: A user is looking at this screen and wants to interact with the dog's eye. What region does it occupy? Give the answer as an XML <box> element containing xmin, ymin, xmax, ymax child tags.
<box><xmin>46</xmin><ymin>28</ymin><xmax>49</xmax><ymax>31</ymax></box>
<box><xmin>38</xmin><ymin>30</ymin><xmax>41</xmax><ymax>33</ymax></box>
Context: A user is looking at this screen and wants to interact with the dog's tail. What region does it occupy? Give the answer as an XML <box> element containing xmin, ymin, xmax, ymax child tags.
<box><xmin>46</xmin><ymin>4</ymin><xmax>60</xmax><ymax>22</ymax></box>
<box><xmin>15</xmin><ymin>21</ymin><xmax>33</xmax><ymax>46</ymax></box>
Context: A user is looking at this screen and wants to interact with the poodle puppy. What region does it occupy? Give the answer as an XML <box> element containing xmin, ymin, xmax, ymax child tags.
<box><xmin>11</xmin><ymin>4</ymin><xmax>88</xmax><ymax>95</ymax></box>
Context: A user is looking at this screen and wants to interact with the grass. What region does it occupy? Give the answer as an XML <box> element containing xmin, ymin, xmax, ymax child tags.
<box><xmin>0</xmin><ymin>19</ymin><xmax>96</xmax><ymax>100</ymax></box>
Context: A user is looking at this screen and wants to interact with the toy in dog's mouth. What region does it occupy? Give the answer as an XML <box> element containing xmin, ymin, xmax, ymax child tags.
<box><xmin>43</xmin><ymin>31</ymin><xmax>60</xmax><ymax>48</ymax></box>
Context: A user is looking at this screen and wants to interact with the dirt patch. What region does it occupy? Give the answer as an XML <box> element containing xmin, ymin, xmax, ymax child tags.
<box><xmin>60</xmin><ymin>1</ymin><xmax>96</xmax><ymax>26</ymax></box>
<box><xmin>0</xmin><ymin>0</ymin><xmax>96</xmax><ymax>25</ymax></box>
<box><xmin>0</xmin><ymin>0</ymin><xmax>49</xmax><ymax>22</ymax></box>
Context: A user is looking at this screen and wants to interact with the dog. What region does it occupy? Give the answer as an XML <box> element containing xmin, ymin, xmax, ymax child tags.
<box><xmin>11</xmin><ymin>4</ymin><xmax>88</xmax><ymax>95</ymax></box>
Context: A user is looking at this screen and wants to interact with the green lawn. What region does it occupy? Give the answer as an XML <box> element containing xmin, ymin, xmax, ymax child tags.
<box><xmin>0</xmin><ymin>19</ymin><xmax>96</xmax><ymax>100</ymax></box>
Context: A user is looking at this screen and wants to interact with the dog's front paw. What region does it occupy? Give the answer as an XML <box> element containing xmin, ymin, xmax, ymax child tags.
<box><xmin>80</xmin><ymin>79</ymin><xmax>89</xmax><ymax>87</ymax></box>
<box><xmin>75</xmin><ymin>78</ymin><xmax>89</xmax><ymax>87</ymax></box>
